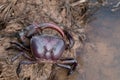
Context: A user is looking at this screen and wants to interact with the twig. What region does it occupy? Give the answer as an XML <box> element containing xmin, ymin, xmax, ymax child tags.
<box><xmin>0</xmin><ymin>0</ymin><xmax>18</xmax><ymax>20</ymax></box>
<box><xmin>70</xmin><ymin>0</ymin><xmax>88</xmax><ymax>7</ymax></box>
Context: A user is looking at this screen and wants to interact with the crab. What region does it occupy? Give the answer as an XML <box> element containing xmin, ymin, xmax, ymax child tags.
<box><xmin>7</xmin><ymin>23</ymin><xmax>77</xmax><ymax>77</ymax></box>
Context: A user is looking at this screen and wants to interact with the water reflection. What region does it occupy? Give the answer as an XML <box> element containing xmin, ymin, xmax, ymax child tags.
<box><xmin>82</xmin><ymin>1</ymin><xmax>120</xmax><ymax>80</ymax></box>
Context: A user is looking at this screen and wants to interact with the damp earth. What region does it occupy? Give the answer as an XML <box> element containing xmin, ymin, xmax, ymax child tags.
<box><xmin>0</xmin><ymin>0</ymin><xmax>120</xmax><ymax>80</ymax></box>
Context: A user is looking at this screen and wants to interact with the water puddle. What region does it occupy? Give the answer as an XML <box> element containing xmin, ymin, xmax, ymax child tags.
<box><xmin>80</xmin><ymin>1</ymin><xmax>120</xmax><ymax>80</ymax></box>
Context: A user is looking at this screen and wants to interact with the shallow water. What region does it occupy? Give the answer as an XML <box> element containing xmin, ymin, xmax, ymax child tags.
<box><xmin>81</xmin><ymin>1</ymin><xmax>120</xmax><ymax>80</ymax></box>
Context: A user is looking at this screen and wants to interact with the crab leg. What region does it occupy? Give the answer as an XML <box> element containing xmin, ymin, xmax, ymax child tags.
<box><xmin>16</xmin><ymin>60</ymin><xmax>36</xmax><ymax>77</ymax></box>
<box><xmin>11</xmin><ymin>52</ymin><xmax>24</xmax><ymax>62</ymax></box>
<box><xmin>56</xmin><ymin>63</ymin><xmax>73</xmax><ymax>75</ymax></box>
<box><xmin>11</xmin><ymin>52</ymin><xmax>35</xmax><ymax>62</ymax></box>
<box><xmin>9</xmin><ymin>41</ymin><xmax>30</xmax><ymax>51</ymax></box>
<box><xmin>63</xmin><ymin>30</ymin><xmax>75</xmax><ymax>49</ymax></box>
<box><xmin>56</xmin><ymin>58</ymin><xmax>77</xmax><ymax>75</ymax></box>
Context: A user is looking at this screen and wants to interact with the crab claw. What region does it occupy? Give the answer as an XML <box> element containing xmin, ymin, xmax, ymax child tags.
<box><xmin>26</xmin><ymin>23</ymin><xmax>65</xmax><ymax>38</ymax></box>
<box><xmin>37</xmin><ymin>23</ymin><xmax>75</xmax><ymax>48</ymax></box>
<box><xmin>21</xmin><ymin>23</ymin><xmax>75</xmax><ymax>49</ymax></box>
<box><xmin>38</xmin><ymin>23</ymin><xmax>65</xmax><ymax>37</ymax></box>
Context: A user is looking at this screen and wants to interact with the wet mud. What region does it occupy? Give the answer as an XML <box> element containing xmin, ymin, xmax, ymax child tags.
<box><xmin>83</xmin><ymin>2</ymin><xmax>120</xmax><ymax>80</ymax></box>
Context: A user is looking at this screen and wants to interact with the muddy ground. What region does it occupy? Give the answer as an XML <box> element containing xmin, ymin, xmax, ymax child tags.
<box><xmin>0</xmin><ymin>0</ymin><xmax>115</xmax><ymax>80</ymax></box>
